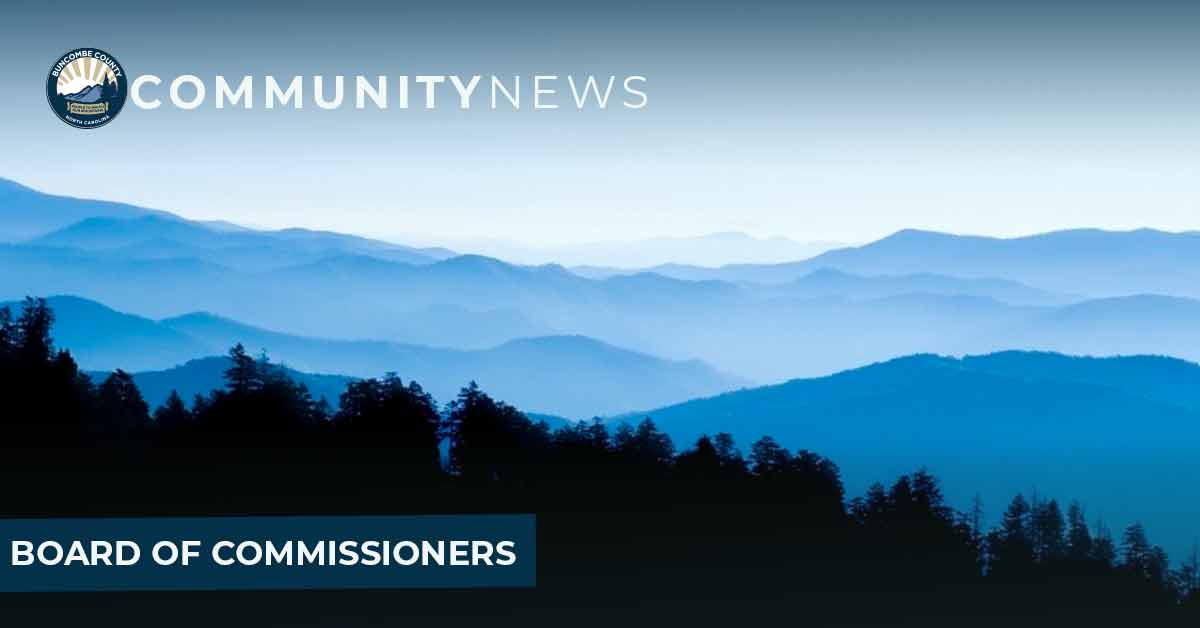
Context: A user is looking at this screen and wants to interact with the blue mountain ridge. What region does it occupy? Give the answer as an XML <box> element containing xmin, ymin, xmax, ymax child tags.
<box><xmin>10</xmin><ymin>296</ymin><xmax>744</xmax><ymax>419</ymax></box>
<box><xmin>616</xmin><ymin>351</ymin><xmax>1200</xmax><ymax>560</ymax></box>
<box><xmin>7</xmin><ymin>178</ymin><xmax>1200</xmax><ymax>381</ymax></box>
<box><xmin>639</xmin><ymin>228</ymin><xmax>1200</xmax><ymax>298</ymax></box>
<box><xmin>32</xmin><ymin>214</ymin><xmax>450</xmax><ymax>270</ymax></box>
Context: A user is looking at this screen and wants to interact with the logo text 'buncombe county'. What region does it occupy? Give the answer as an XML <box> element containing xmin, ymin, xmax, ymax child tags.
<box><xmin>47</xmin><ymin>48</ymin><xmax>128</xmax><ymax>129</ymax></box>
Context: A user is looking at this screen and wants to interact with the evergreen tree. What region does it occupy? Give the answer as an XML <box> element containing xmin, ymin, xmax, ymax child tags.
<box><xmin>335</xmin><ymin>374</ymin><xmax>441</xmax><ymax>473</ymax></box>
<box><xmin>191</xmin><ymin>393</ymin><xmax>210</xmax><ymax>416</ymax></box>
<box><xmin>1149</xmin><ymin>546</ymin><xmax>1172</xmax><ymax>590</ymax></box>
<box><xmin>153</xmin><ymin>390</ymin><xmax>192</xmax><ymax>428</ymax></box>
<box><xmin>584</xmin><ymin>418</ymin><xmax>610</xmax><ymax>452</ymax></box>
<box><xmin>0</xmin><ymin>306</ymin><xmax>14</xmax><ymax>361</ymax></box>
<box><xmin>1175</xmin><ymin>543</ymin><xmax>1200</xmax><ymax>603</ymax></box>
<box><xmin>1031</xmin><ymin>498</ymin><xmax>1067</xmax><ymax>562</ymax></box>
<box><xmin>550</xmin><ymin>418</ymin><xmax>611</xmax><ymax>480</ymax></box>
<box><xmin>911</xmin><ymin>469</ymin><xmax>949</xmax><ymax>521</ymax></box>
<box><xmin>988</xmin><ymin>494</ymin><xmax>1035</xmax><ymax>577</ymax></box>
<box><xmin>850</xmin><ymin>482</ymin><xmax>889</xmax><ymax>527</ymax></box>
<box><xmin>95</xmin><ymin>369</ymin><xmax>150</xmax><ymax>437</ymax></box>
<box><xmin>749</xmin><ymin>435</ymin><xmax>791</xmax><ymax>476</ymax></box>
<box><xmin>711</xmin><ymin>432</ymin><xmax>747</xmax><ymax>476</ymax></box>
<box><xmin>675</xmin><ymin>435</ymin><xmax>723</xmax><ymax>481</ymax></box>
<box><xmin>612</xmin><ymin>418</ymin><xmax>674</xmax><ymax>476</ymax></box>
<box><xmin>445</xmin><ymin>382</ymin><xmax>546</xmax><ymax>482</ymax></box>
<box><xmin>1121</xmin><ymin>522</ymin><xmax>1153</xmax><ymax>577</ymax></box>
<box><xmin>793</xmin><ymin>449</ymin><xmax>846</xmax><ymax>517</ymax></box>
<box><xmin>223</xmin><ymin>343</ymin><xmax>260</xmax><ymax>394</ymax></box>
<box><xmin>1066</xmin><ymin>500</ymin><xmax>1092</xmax><ymax>561</ymax></box>
<box><xmin>964</xmin><ymin>494</ymin><xmax>987</xmax><ymax>574</ymax></box>
<box><xmin>1091</xmin><ymin>519</ymin><xmax>1118</xmax><ymax>567</ymax></box>
<box><xmin>16</xmin><ymin>297</ymin><xmax>54</xmax><ymax>364</ymax></box>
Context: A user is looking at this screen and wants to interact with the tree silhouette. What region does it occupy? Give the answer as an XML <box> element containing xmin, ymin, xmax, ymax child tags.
<box><xmin>749</xmin><ymin>435</ymin><xmax>791</xmax><ymax>476</ymax></box>
<box><xmin>16</xmin><ymin>296</ymin><xmax>54</xmax><ymax>364</ymax></box>
<box><xmin>1122</xmin><ymin>522</ymin><xmax>1153</xmax><ymax>576</ymax></box>
<box><xmin>612</xmin><ymin>418</ymin><xmax>673</xmax><ymax>478</ymax></box>
<box><xmin>0</xmin><ymin>298</ymin><xmax>1194</xmax><ymax>624</ymax></box>
<box><xmin>550</xmin><ymin>418</ymin><xmax>612</xmax><ymax>481</ymax></box>
<box><xmin>95</xmin><ymin>369</ymin><xmax>150</xmax><ymax>438</ymax></box>
<box><xmin>223</xmin><ymin>343</ymin><xmax>260</xmax><ymax>395</ymax></box>
<box><xmin>445</xmin><ymin>382</ymin><xmax>548</xmax><ymax>482</ymax></box>
<box><xmin>153</xmin><ymin>390</ymin><xmax>192</xmax><ymax>428</ymax></box>
<box><xmin>1066</xmin><ymin>500</ymin><xmax>1093</xmax><ymax>561</ymax></box>
<box><xmin>988</xmin><ymin>494</ymin><xmax>1035</xmax><ymax>578</ymax></box>
<box><xmin>0</xmin><ymin>306</ymin><xmax>14</xmax><ymax>361</ymax></box>
<box><xmin>1031</xmin><ymin>498</ymin><xmax>1067</xmax><ymax>562</ymax></box>
<box><xmin>1091</xmin><ymin>519</ymin><xmax>1118</xmax><ymax>567</ymax></box>
<box><xmin>674</xmin><ymin>435</ymin><xmax>723</xmax><ymax>481</ymax></box>
<box><xmin>335</xmin><ymin>374</ymin><xmax>440</xmax><ymax>474</ymax></box>
<box><xmin>1176</xmin><ymin>544</ymin><xmax>1200</xmax><ymax>604</ymax></box>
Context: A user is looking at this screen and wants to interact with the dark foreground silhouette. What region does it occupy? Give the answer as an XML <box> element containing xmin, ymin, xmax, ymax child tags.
<box><xmin>1</xmin><ymin>297</ymin><xmax>1198</xmax><ymax>627</ymax></box>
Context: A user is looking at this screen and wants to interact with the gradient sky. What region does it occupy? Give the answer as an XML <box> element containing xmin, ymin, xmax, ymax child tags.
<box><xmin>3</xmin><ymin>0</ymin><xmax>1199</xmax><ymax>246</ymax></box>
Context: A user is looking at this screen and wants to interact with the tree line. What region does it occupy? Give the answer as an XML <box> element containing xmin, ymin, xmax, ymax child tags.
<box><xmin>1</xmin><ymin>297</ymin><xmax>1197</xmax><ymax>623</ymax></box>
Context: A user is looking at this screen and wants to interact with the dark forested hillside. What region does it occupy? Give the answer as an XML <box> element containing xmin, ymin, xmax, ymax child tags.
<box><xmin>623</xmin><ymin>352</ymin><xmax>1200</xmax><ymax>560</ymax></box>
<box><xmin>1</xmin><ymin>297</ymin><xmax>1198</xmax><ymax>626</ymax></box>
<box><xmin>89</xmin><ymin>356</ymin><xmax>355</xmax><ymax>410</ymax></box>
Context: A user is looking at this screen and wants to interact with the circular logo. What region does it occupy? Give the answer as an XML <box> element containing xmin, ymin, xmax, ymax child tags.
<box><xmin>46</xmin><ymin>48</ymin><xmax>127</xmax><ymax>129</ymax></box>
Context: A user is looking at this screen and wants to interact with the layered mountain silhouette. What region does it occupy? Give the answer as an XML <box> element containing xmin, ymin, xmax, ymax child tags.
<box><xmin>22</xmin><ymin>296</ymin><xmax>743</xmax><ymax>418</ymax></box>
<box><xmin>472</xmin><ymin>231</ymin><xmax>844</xmax><ymax>268</ymax></box>
<box><xmin>0</xmin><ymin>178</ymin><xmax>165</xmax><ymax>241</ymax></box>
<box><xmin>1</xmin><ymin>178</ymin><xmax>451</xmax><ymax>271</ymax></box>
<box><xmin>7</xmin><ymin>176</ymin><xmax>1200</xmax><ymax>381</ymax></box>
<box><xmin>33</xmin><ymin>215</ymin><xmax>452</xmax><ymax>271</ymax></box>
<box><xmin>767</xmin><ymin>268</ymin><xmax>1070</xmax><ymax>305</ymax></box>
<box><xmin>621</xmin><ymin>351</ymin><xmax>1200</xmax><ymax>558</ymax></box>
<box><xmin>639</xmin><ymin>228</ymin><xmax>1200</xmax><ymax>298</ymax></box>
<box><xmin>5</xmin><ymin>295</ymin><xmax>211</xmax><ymax>371</ymax></box>
<box><xmin>9</xmin><ymin>176</ymin><xmax>1200</xmax><ymax>561</ymax></box>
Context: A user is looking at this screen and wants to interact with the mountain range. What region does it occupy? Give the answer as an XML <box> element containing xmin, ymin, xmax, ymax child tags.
<box><xmin>7</xmin><ymin>177</ymin><xmax>1200</xmax><ymax>557</ymax></box>
<box><xmin>32</xmin><ymin>214</ymin><xmax>453</xmax><ymax>271</ymax></box>
<box><xmin>16</xmin><ymin>296</ymin><xmax>743</xmax><ymax>418</ymax></box>
<box><xmin>620</xmin><ymin>351</ymin><xmax>1200</xmax><ymax>559</ymax></box>
<box><xmin>638</xmin><ymin>228</ymin><xmax>1200</xmax><ymax>298</ymax></box>
<box><xmin>7</xmin><ymin>179</ymin><xmax>1200</xmax><ymax>382</ymax></box>
<box><xmin>457</xmin><ymin>232</ymin><xmax>845</xmax><ymax>268</ymax></box>
<box><xmin>0</xmin><ymin>178</ymin><xmax>169</xmax><ymax>241</ymax></box>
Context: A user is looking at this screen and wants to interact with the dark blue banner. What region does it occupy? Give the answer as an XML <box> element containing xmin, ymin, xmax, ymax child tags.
<box><xmin>0</xmin><ymin>514</ymin><xmax>535</xmax><ymax>592</ymax></box>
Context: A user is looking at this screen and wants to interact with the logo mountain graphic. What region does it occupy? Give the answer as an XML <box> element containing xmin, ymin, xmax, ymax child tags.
<box><xmin>63</xmin><ymin>84</ymin><xmax>104</xmax><ymax>103</ymax></box>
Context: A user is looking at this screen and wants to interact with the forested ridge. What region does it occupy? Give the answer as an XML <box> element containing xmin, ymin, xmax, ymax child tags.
<box><xmin>1</xmin><ymin>297</ymin><xmax>1197</xmax><ymax>626</ymax></box>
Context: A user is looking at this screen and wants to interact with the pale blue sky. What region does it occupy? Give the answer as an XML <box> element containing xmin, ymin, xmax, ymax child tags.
<box><xmin>3</xmin><ymin>0</ymin><xmax>1199</xmax><ymax>246</ymax></box>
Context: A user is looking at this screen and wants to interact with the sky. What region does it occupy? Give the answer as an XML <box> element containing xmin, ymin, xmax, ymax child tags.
<box><xmin>2</xmin><ymin>0</ymin><xmax>1200</xmax><ymax>247</ymax></box>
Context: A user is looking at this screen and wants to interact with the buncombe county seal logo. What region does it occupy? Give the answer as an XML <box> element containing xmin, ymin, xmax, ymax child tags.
<box><xmin>46</xmin><ymin>48</ymin><xmax>127</xmax><ymax>129</ymax></box>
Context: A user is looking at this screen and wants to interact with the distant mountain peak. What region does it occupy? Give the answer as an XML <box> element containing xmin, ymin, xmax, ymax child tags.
<box><xmin>158</xmin><ymin>310</ymin><xmax>239</xmax><ymax>326</ymax></box>
<box><xmin>439</xmin><ymin>253</ymin><xmax>509</xmax><ymax>267</ymax></box>
<box><xmin>801</xmin><ymin>267</ymin><xmax>856</xmax><ymax>279</ymax></box>
<box><xmin>0</xmin><ymin>177</ymin><xmax>35</xmax><ymax>193</ymax></box>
